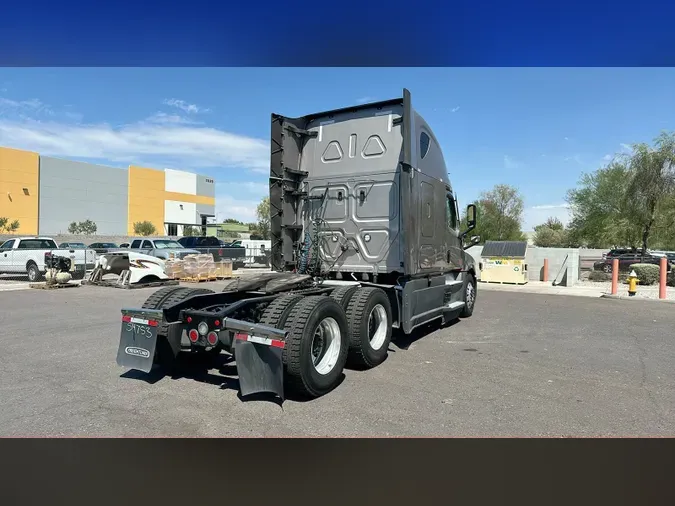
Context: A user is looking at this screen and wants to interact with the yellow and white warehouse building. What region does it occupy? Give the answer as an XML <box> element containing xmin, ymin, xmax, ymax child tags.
<box><xmin>0</xmin><ymin>146</ymin><xmax>216</xmax><ymax>236</ymax></box>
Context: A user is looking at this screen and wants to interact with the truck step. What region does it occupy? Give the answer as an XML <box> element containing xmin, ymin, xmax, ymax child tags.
<box><xmin>445</xmin><ymin>301</ymin><xmax>466</xmax><ymax>311</ymax></box>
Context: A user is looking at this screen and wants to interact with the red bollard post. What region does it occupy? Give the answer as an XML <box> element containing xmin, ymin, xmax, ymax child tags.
<box><xmin>611</xmin><ymin>258</ymin><xmax>619</xmax><ymax>295</ymax></box>
<box><xmin>543</xmin><ymin>258</ymin><xmax>549</xmax><ymax>282</ymax></box>
<box><xmin>659</xmin><ymin>257</ymin><xmax>667</xmax><ymax>300</ymax></box>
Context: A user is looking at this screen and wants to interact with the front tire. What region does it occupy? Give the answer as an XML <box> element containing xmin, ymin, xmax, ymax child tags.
<box><xmin>345</xmin><ymin>287</ymin><xmax>393</xmax><ymax>369</ymax></box>
<box><xmin>460</xmin><ymin>273</ymin><xmax>477</xmax><ymax>318</ymax></box>
<box><xmin>282</xmin><ymin>296</ymin><xmax>350</xmax><ymax>398</ymax></box>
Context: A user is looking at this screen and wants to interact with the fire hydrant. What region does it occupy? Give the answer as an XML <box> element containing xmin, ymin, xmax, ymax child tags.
<box><xmin>628</xmin><ymin>270</ymin><xmax>639</xmax><ymax>297</ymax></box>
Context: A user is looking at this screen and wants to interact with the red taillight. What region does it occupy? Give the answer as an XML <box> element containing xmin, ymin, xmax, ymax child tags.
<box><xmin>188</xmin><ymin>329</ymin><xmax>199</xmax><ymax>342</ymax></box>
<box><xmin>186</xmin><ymin>316</ymin><xmax>192</xmax><ymax>323</ymax></box>
<box><xmin>207</xmin><ymin>331</ymin><xmax>218</xmax><ymax>346</ymax></box>
<box><xmin>214</xmin><ymin>320</ymin><xmax>220</xmax><ymax>327</ymax></box>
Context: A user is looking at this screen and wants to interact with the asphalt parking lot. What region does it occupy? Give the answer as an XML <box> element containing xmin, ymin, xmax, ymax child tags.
<box><xmin>1</xmin><ymin>283</ymin><xmax>674</xmax><ymax>437</ymax></box>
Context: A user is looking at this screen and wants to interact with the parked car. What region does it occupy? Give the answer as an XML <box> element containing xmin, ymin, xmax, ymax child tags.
<box><xmin>0</xmin><ymin>236</ymin><xmax>97</xmax><ymax>281</ymax></box>
<box><xmin>59</xmin><ymin>241</ymin><xmax>87</xmax><ymax>249</ymax></box>
<box><xmin>127</xmin><ymin>238</ymin><xmax>200</xmax><ymax>260</ymax></box>
<box><xmin>602</xmin><ymin>248</ymin><xmax>635</xmax><ymax>260</ymax></box>
<box><xmin>88</xmin><ymin>242</ymin><xmax>120</xmax><ymax>254</ymax></box>
<box><xmin>177</xmin><ymin>236</ymin><xmax>247</xmax><ymax>268</ymax></box>
<box><xmin>594</xmin><ymin>252</ymin><xmax>671</xmax><ymax>273</ymax></box>
<box><xmin>119</xmin><ymin>242</ymin><xmax>130</xmax><ymax>248</ymax></box>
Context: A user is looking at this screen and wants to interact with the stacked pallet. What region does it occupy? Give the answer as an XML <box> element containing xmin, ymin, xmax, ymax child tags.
<box><xmin>164</xmin><ymin>254</ymin><xmax>234</xmax><ymax>282</ymax></box>
<box><xmin>181</xmin><ymin>254</ymin><xmax>217</xmax><ymax>282</ymax></box>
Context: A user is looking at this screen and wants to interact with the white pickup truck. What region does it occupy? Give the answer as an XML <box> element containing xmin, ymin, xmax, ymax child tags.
<box><xmin>0</xmin><ymin>236</ymin><xmax>97</xmax><ymax>281</ymax></box>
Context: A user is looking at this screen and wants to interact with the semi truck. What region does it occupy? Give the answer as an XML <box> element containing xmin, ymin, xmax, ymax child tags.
<box><xmin>116</xmin><ymin>89</ymin><xmax>479</xmax><ymax>400</ymax></box>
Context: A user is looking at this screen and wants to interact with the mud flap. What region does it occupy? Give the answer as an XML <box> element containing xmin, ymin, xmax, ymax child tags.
<box><xmin>235</xmin><ymin>339</ymin><xmax>285</xmax><ymax>400</ymax></box>
<box><xmin>116</xmin><ymin>310</ymin><xmax>163</xmax><ymax>373</ymax></box>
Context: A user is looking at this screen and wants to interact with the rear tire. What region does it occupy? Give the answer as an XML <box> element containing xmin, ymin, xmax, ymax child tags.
<box><xmin>329</xmin><ymin>285</ymin><xmax>359</xmax><ymax>310</ymax></box>
<box><xmin>259</xmin><ymin>293</ymin><xmax>305</xmax><ymax>329</ymax></box>
<box><xmin>345</xmin><ymin>287</ymin><xmax>393</xmax><ymax>369</ymax></box>
<box><xmin>141</xmin><ymin>287</ymin><xmax>215</xmax><ymax>371</ymax></box>
<box><xmin>141</xmin><ymin>286</ymin><xmax>186</xmax><ymax>310</ymax></box>
<box><xmin>282</xmin><ymin>296</ymin><xmax>350</xmax><ymax>398</ymax></box>
<box><xmin>26</xmin><ymin>262</ymin><xmax>41</xmax><ymax>282</ymax></box>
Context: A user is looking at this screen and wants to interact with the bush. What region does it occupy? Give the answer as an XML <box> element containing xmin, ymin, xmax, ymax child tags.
<box><xmin>667</xmin><ymin>271</ymin><xmax>675</xmax><ymax>287</ymax></box>
<box><xmin>588</xmin><ymin>270</ymin><xmax>611</xmax><ymax>282</ymax></box>
<box><xmin>133</xmin><ymin>221</ymin><xmax>157</xmax><ymax>236</ymax></box>
<box><xmin>628</xmin><ymin>263</ymin><xmax>660</xmax><ymax>285</ymax></box>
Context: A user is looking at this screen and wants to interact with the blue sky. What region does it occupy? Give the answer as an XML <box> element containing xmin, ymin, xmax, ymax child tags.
<box><xmin>1</xmin><ymin>67</ymin><xmax>674</xmax><ymax>229</ymax></box>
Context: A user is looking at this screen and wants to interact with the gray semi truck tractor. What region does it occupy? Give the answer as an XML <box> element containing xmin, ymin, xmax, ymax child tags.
<box><xmin>116</xmin><ymin>89</ymin><xmax>479</xmax><ymax>400</ymax></box>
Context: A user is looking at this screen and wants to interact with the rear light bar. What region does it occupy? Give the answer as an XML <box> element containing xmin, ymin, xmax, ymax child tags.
<box><xmin>235</xmin><ymin>333</ymin><xmax>285</xmax><ymax>349</ymax></box>
<box><xmin>122</xmin><ymin>315</ymin><xmax>159</xmax><ymax>327</ymax></box>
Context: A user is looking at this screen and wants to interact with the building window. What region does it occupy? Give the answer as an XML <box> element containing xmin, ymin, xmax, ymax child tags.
<box><xmin>167</xmin><ymin>223</ymin><xmax>178</xmax><ymax>236</ymax></box>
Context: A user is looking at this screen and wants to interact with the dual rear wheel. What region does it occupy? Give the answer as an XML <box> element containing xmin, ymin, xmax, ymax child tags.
<box><xmin>259</xmin><ymin>286</ymin><xmax>393</xmax><ymax>398</ymax></box>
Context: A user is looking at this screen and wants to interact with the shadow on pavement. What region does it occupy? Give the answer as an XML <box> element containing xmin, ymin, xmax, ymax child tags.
<box><xmin>391</xmin><ymin>317</ymin><xmax>460</xmax><ymax>351</ymax></box>
<box><xmin>120</xmin><ymin>349</ymin><xmax>344</xmax><ymax>406</ymax></box>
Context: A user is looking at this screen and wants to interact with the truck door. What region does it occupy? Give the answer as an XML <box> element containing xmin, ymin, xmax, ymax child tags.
<box><xmin>444</xmin><ymin>191</ymin><xmax>462</xmax><ymax>270</ymax></box>
<box><xmin>0</xmin><ymin>239</ymin><xmax>15</xmax><ymax>271</ymax></box>
<box><xmin>141</xmin><ymin>240</ymin><xmax>153</xmax><ymax>254</ymax></box>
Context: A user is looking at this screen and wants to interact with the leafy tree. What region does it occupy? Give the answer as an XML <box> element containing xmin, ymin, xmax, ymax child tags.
<box><xmin>533</xmin><ymin>217</ymin><xmax>571</xmax><ymax>247</ymax></box>
<box><xmin>133</xmin><ymin>221</ymin><xmax>157</xmax><ymax>236</ymax></box>
<box><xmin>251</xmin><ymin>197</ymin><xmax>270</xmax><ymax>240</ymax></box>
<box><xmin>0</xmin><ymin>217</ymin><xmax>19</xmax><ymax>233</ymax></box>
<box><xmin>223</xmin><ymin>218</ymin><xmax>244</xmax><ymax>224</ymax></box>
<box><xmin>78</xmin><ymin>219</ymin><xmax>97</xmax><ymax>235</ymax></box>
<box><xmin>566</xmin><ymin>161</ymin><xmax>641</xmax><ymax>249</ymax></box>
<box><xmin>68</xmin><ymin>221</ymin><xmax>79</xmax><ymax>234</ymax></box>
<box><xmin>183</xmin><ymin>226</ymin><xmax>199</xmax><ymax>237</ymax></box>
<box><xmin>461</xmin><ymin>184</ymin><xmax>526</xmax><ymax>243</ymax></box>
<box><xmin>623</xmin><ymin>132</ymin><xmax>675</xmax><ymax>254</ymax></box>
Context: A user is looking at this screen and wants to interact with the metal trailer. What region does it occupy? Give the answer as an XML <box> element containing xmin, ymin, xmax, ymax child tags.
<box><xmin>116</xmin><ymin>89</ymin><xmax>479</xmax><ymax>400</ymax></box>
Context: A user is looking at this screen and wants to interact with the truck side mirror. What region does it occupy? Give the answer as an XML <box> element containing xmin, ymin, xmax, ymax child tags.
<box><xmin>460</xmin><ymin>203</ymin><xmax>477</xmax><ymax>240</ymax></box>
<box><xmin>466</xmin><ymin>204</ymin><xmax>477</xmax><ymax>229</ymax></box>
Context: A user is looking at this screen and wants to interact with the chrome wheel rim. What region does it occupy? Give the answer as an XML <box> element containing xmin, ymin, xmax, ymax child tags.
<box><xmin>311</xmin><ymin>317</ymin><xmax>341</xmax><ymax>375</ymax></box>
<box><xmin>466</xmin><ymin>280</ymin><xmax>475</xmax><ymax>310</ymax></box>
<box><xmin>368</xmin><ymin>304</ymin><xmax>388</xmax><ymax>350</ymax></box>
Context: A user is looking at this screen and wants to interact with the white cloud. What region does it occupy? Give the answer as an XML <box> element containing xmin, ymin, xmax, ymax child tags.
<box><xmin>451</xmin><ymin>106</ymin><xmax>460</xmax><ymax>113</ymax></box>
<box><xmin>163</xmin><ymin>98</ymin><xmax>209</xmax><ymax>115</ymax></box>
<box><xmin>620</xmin><ymin>143</ymin><xmax>633</xmax><ymax>153</ymax></box>
<box><xmin>0</xmin><ymin>115</ymin><xmax>269</xmax><ymax>172</ymax></box>
<box><xmin>603</xmin><ymin>154</ymin><xmax>613</xmax><ymax>161</ymax></box>
<box><xmin>522</xmin><ymin>203</ymin><xmax>571</xmax><ymax>231</ymax></box>
<box><xmin>564</xmin><ymin>136</ymin><xmax>570</xmax><ymax>141</ymax></box>
<box><xmin>503</xmin><ymin>155</ymin><xmax>520</xmax><ymax>169</ymax></box>
<box><xmin>0</xmin><ymin>97</ymin><xmax>53</xmax><ymax>116</ymax></box>
<box><xmin>215</xmin><ymin>194</ymin><xmax>262</xmax><ymax>223</ymax></box>
<box><xmin>146</xmin><ymin>111</ymin><xmax>197</xmax><ymax>125</ymax></box>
